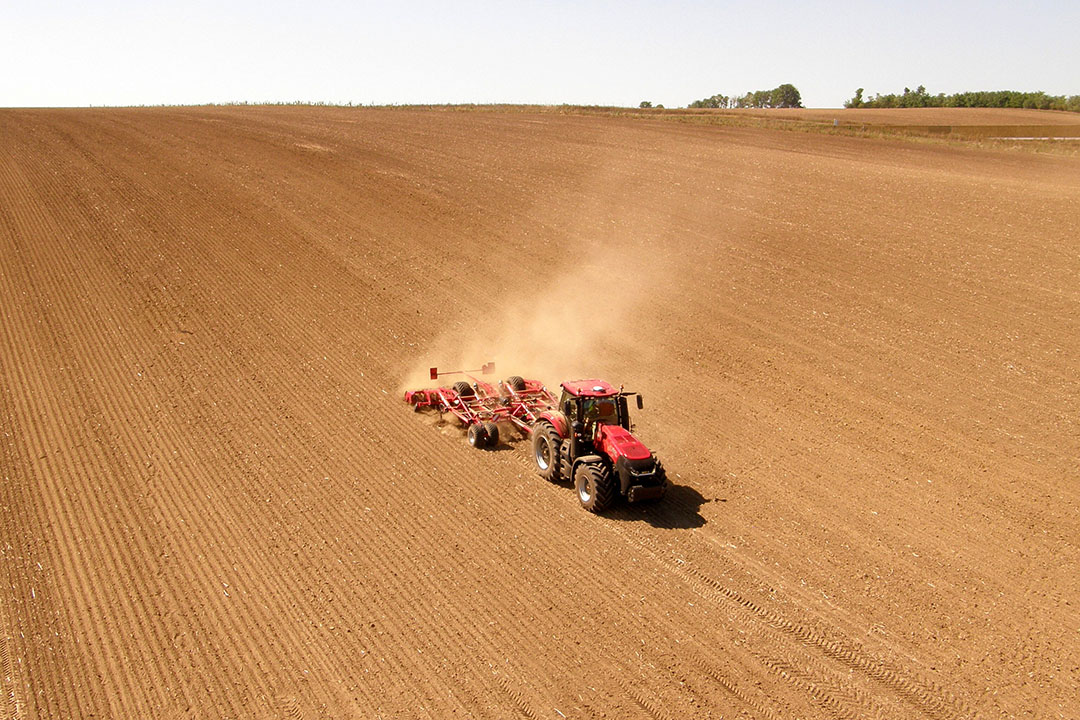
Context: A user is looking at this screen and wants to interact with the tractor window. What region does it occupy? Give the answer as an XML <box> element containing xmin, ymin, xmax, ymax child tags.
<box><xmin>560</xmin><ymin>390</ymin><xmax>577</xmax><ymax>422</ymax></box>
<box><xmin>582</xmin><ymin>398</ymin><xmax>618</xmax><ymax>425</ymax></box>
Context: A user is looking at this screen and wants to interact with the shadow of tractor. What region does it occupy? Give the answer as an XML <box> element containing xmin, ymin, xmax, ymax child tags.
<box><xmin>608</xmin><ymin>481</ymin><xmax>711</xmax><ymax>529</ymax></box>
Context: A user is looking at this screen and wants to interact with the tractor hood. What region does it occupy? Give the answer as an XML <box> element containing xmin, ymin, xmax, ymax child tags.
<box><xmin>597</xmin><ymin>424</ymin><xmax>652</xmax><ymax>462</ymax></box>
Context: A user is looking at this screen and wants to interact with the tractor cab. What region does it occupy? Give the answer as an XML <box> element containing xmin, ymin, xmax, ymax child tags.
<box><xmin>558</xmin><ymin>379</ymin><xmax>641</xmax><ymax>435</ymax></box>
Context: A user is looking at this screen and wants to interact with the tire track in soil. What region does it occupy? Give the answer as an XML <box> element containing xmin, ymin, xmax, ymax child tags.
<box><xmin>614</xmin><ymin>521</ymin><xmax>970</xmax><ymax>720</ymax></box>
<box><xmin>615</xmin><ymin>676</ymin><xmax>680</xmax><ymax>720</ymax></box>
<box><xmin>274</xmin><ymin>694</ymin><xmax>306</xmax><ymax>720</ymax></box>
<box><xmin>492</xmin><ymin>420</ymin><xmax>970</xmax><ymax>720</ymax></box>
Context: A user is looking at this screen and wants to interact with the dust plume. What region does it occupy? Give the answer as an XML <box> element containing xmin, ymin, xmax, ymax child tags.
<box><xmin>401</xmin><ymin>238</ymin><xmax>670</xmax><ymax>393</ymax></box>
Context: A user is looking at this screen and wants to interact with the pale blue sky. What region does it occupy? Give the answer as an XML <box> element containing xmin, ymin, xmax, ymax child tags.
<box><xmin>2</xmin><ymin>0</ymin><xmax>1076</xmax><ymax>108</ymax></box>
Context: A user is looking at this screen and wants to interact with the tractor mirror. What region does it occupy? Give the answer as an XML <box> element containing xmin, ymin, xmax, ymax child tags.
<box><xmin>636</xmin><ymin>395</ymin><xmax>644</xmax><ymax>410</ymax></box>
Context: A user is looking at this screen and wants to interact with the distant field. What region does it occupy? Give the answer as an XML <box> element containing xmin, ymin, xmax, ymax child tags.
<box><xmin>680</xmin><ymin>107</ymin><xmax>1080</xmax><ymax>139</ymax></box>
<box><xmin>398</xmin><ymin>104</ymin><xmax>1080</xmax><ymax>139</ymax></box>
<box><xmin>714</xmin><ymin>107</ymin><xmax>1080</xmax><ymax>125</ymax></box>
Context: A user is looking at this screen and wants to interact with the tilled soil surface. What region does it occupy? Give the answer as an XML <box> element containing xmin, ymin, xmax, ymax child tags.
<box><xmin>1</xmin><ymin>107</ymin><xmax>1077</xmax><ymax>719</ymax></box>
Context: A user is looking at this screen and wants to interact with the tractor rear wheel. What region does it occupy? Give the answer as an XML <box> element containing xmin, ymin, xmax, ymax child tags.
<box><xmin>453</xmin><ymin>381</ymin><xmax>474</xmax><ymax>397</ymax></box>
<box><xmin>532</xmin><ymin>422</ymin><xmax>563</xmax><ymax>483</ymax></box>
<box><xmin>575</xmin><ymin>462</ymin><xmax>615</xmax><ymax>513</ymax></box>
<box><xmin>506</xmin><ymin>376</ymin><xmax>526</xmax><ymax>391</ymax></box>
<box><xmin>467</xmin><ymin>423</ymin><xmax>486</xmax><ymax>449</ymax></box>
<box><xmin>482</xmin><ymin>421</ymin><xmax>500</xmax><ymax>448</ymax></box>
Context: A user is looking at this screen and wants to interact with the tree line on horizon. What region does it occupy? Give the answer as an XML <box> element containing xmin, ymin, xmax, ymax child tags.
<box><xmin>687</xmin><ymin>83</ymin><xmax>803</xmax><ymax>109</ymax></box>
<box><xmin>846</xmin><ymin>86</ymin><xmax>1080</xmax><ymax>112</ymax></box>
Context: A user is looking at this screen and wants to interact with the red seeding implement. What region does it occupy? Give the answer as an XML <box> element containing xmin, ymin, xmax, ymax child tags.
<box><xmin>405</xmin><ymin>364</ymin><xmax>667</xmax><ymax>512</ymax></box>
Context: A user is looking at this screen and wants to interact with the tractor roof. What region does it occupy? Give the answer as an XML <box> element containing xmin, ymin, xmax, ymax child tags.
<box><xmin>561</xmin><ymin>379</ymin><xmax>617</xmax><ymax>398</ymax></box>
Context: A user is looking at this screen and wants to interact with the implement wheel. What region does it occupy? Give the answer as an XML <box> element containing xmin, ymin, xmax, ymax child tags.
<box><xmin>482</xmin><ymin>421</ymin><xmax>500</xmax><ymax>448</ymax></box>
<box><xmin>467</xmin><ymin>423</ymin><xmax>486</xmax><ymax>449</ymax></box>
<box><xmin>452</xmin><ymin>381</ymin><xmax>474</xmax><ymax>397</ymax></box>
<box><xmin>532</xmin><ymin>422</ymin><xmax>563</xmax><ymax>483</ymax></box>
<box><xmin>506</xmin><ymin>376</ymin><xmax>526</xmax><ymax>392</ymax></box>
<box><xmin>575</xmin><ymin>462</ymin><xmax>615</xmax><ymax>513</ymax></box>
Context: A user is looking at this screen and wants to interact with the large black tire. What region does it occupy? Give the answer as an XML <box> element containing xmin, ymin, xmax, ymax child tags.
<box><xmin>575</xmin><ymin>462</ymin><xmax>615</xmax><ymax>513</ymax></box>
<box><xmin>505</xmin><ymin>376</ymin><xmax>526</xmax><ymax>392</ymax></box>
<box><xmin>559</xmin><ymin>439</ymin><xmax>573</xmax><ymax>480</ymax></box>
<box><xmin>482</xmin><ymin>421</ymin><xmax>500</xmax><ymax>448</ymax></box>
<box><xmin>467</xmin><ymin>423</ymin><xmax>486</xmax><ymax>449</ymax></box>
<box><xmin>532</xmin><ymin>422</ymin><xmax>564</xmax><ymax>483</ymax></box>
<box><xmin>452</xmin><ymin>381</ymin><xmax>474</xmax><ymax>397</ymax></box>
<box><xmin>650</xmin><ymin>458</ymin><xmax>669</xmax><ymax>501</ymax></box>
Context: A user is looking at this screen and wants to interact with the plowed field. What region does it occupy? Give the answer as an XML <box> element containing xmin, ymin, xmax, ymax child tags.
<box><xmin>2</xmin><ymin>107</ymin><xmax>1077</xmax><ymax>719</ymax></box>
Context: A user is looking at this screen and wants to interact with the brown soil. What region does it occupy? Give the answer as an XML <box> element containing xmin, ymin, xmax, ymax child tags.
<box><xmin>1</xmin><ymin>106</ymin><xmax>1077</xmax><ymax>719</ymax></box>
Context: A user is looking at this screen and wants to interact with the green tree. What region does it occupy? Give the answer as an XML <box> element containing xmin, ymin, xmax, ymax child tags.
<box><xmin>850</xmin><ymin>86</ymin><xmax>1080</xmax><ymax>113</ymax></box>
<box><xmin>691</xmin><ymin>84</ymin><xmax>801</xmax><ymax>110</ymax></box>
<box><xmin>771</xmin><ymin>83</ymin><xmax>803</xmax><ymax>108</ymax></box>
<box><xmin>639</xmin><ymin>100</ymin><xmax>653</xmax><ymax>108</ymax></box>
<box><xmin>688</xmin><ymin>93</ymin><xmax>730</xmax><ymax>109</ymax></box>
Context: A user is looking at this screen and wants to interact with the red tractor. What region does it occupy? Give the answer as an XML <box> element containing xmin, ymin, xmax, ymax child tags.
<box><xmin>530</xmin><ymin>379</ymin><xmax>667</xmax><ymax>512</ymax></box>
<box><xmin>405</xmin><ymin>367</ymin><xmax>666</xmax><ymax>512</ymax></box>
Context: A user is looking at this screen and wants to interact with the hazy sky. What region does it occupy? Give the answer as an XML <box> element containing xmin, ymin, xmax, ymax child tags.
<box><xmin>2</xmin><ymin>0</ymin><xmax>1077</xmax><ymax>109</ymax></box>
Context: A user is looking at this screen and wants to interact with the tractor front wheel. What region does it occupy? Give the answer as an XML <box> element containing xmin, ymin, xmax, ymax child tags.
<box><xmin>575</xmin><ymin>462</ymin><xmax>615</xmax><ymax>513</ymax></box>
<box><xmin>532</xmin><ymin>422</ymin><xmax>563</xmax><ymax>483</ymax></box>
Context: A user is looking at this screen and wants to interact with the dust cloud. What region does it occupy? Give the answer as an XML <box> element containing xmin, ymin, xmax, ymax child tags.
<box><xmin>401</xmin><ymin>239</ymin><xmax>671</xmax><ymax>393</ymax></box>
